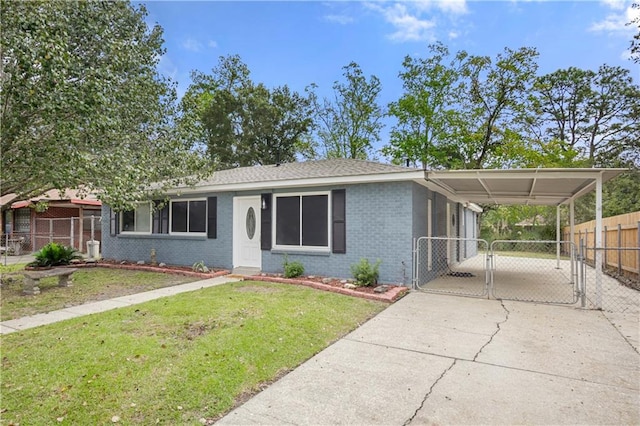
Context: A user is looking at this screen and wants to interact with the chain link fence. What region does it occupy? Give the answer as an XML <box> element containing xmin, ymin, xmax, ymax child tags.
<box><xmin>1</xmin><ymin>216</ymin><xmax>101</xmax><ymax>265</ymax></box>
<box><xmin>582</xmin><ymin>246</ymin><xmax>640</xmax><ymax>313</ymax></box>
<box><xmin>414</xmin><ymin>237</ymin><xmax>640</xmax><ymax>315</ymax></box>
<box><xmin>414</xmin><ymin>237</ymin><xmax>489</xmax><ymax>297</ymax></box>
<box><xmin>489</xmin><ymin>240</ymin><xmax>579</xmax><ymax>304</ymax></box>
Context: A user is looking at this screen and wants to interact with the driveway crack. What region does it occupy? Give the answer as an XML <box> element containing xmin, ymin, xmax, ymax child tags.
<box><xmin>403</xmin><ymin>359</ymin><xmax>457</xmax><ymax>426</ymax></box>
<box><xmin>473</xmin><ymin>299</ymin><xmax>510</xmax><ymax>362</ymax></box>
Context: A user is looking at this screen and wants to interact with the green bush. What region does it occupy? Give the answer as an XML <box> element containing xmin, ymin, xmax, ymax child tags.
<box><xmin>351</xmin><ymin>258</ymin><xmax>381</xmax><ymax>287</ymax></box>
<box><xmin>30</xmin><ymin>242</ymin><xmax>83</xmax><ymax>267</ymax></box>
<box><xmin>283</xmin><ymin>255</ymin><xmax>304</xmax><ymax>278</ymax></box>
<box><xmin>192</xmin><ymin>261</ymin><xmax>209</xmax><ymax>273</ymax></box>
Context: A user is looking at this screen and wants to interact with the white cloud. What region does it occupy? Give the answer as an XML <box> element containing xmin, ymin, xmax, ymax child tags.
<box><xmin>324</xmin><ymin>14</ymin><xmax>355</xmax><ymax>25</ymax></box>
<box><xmin>365</xmin><ymin>1</ymin><xmax>467</xmax><ymax>42</ymax></box>
<box><xmin>413</xmin><ymin>0</ymin><xmax>468</xmax><ymax>15</ymax></box>
<box><xmin>601</xmin><ymin>0</ymin><xmax>626</xmax><ymax>11</ymax></box>
<box><xmin>208</xmin><ymin>40</ymin><xmax>218</xmax><ymax>49</ymax></box>
<box><xmin>366</xmin><ymin>2</ymin><xmax>437</xmax><ymax>42</ymax></box>
<box><xmin>590</xmin><ymin>0</ymin><xmax>637</xmax><ymax>33</ymax></box>
<box><xmin>182</xmin><ymin>38</ymin><xmax>202</xmax><ymax>52</ymax></box>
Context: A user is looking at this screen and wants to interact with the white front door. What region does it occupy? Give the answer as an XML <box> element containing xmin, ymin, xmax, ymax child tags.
<box><xmin>233</xmin><ymin>196</ymin><xmax>262</xmax><ymax>269</ymax></box>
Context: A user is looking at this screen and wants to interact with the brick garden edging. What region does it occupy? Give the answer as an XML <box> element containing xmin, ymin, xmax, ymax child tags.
<box><xmin>68</xmin><ymin>262</ymin><xmax>230</xmax><ymax>279</ymax></box>
<box><xmin>246</xmin><ymin>275</ymin><xmax>409</xmax><ymax>303</ymax></box>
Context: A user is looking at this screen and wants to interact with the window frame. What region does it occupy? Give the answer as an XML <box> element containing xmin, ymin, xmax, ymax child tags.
<box><xmin>169</xmin><ymin>198</ymin><xmax>207</xmax><ymax>236</ymax></box>
<box><xmin>272</xmin><ymin>191</ymin><xmax>331</xmax><ymax>252</ymax></box>
<box><xmin>119</xmin><ymin>203</ymin><xmax>152</xmax><ymax>234</ymax></box>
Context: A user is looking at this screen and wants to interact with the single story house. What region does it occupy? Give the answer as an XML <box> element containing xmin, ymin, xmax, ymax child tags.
<box><xmin>1</xmin><ymin>189</ymin><xmax>102</xmax><ymax>253</ymax></box>
<box><xmin>101</xmin><ymin>159</ymin><xmax>481</xmax><ymax>285</ymax></box>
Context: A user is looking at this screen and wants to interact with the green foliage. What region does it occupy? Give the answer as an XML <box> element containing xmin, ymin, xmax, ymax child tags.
<box><xmin>0</xmin><ymin>1</ymin><xmax>208</xmax><ymax>211</ymax></box>
<box><xmin>30</xmin><ymin>243</ymin><xmax>82</xmax><ymax>267</ymax></box>
<box><xmin>384</xmin><ymin>42</ymin><xmax>464</xmax><ymax>169</ymax></box>
<box><xmin>192</xmin><ymin>261</ymin><xmax>209</xmax><ymax>273</ymax></box>
<box><xmin>350</xmin><ymin>258</ymin><xmax>381</xmax><ymax>287</ymax></box>
<box><xmin>530</xmin><ymin>65</ymin><xmax>639</xmax><ymax>168</ymax></box>
<box><xmin>180</xmin><ymin>54</ymin><xmax>316</xmax><ymax>170</ymax></box>
<box><xmin>315</xmin><ymin>62</ymin><xmax>383</xmax><ymax>160</ymax></box>
<box><xmin>384</xmin><ymin>44</ymin><xmax>540</xmax><ymax>170</ymax></box>
<box><xmin>283</xmin><ymin>255</ymin><xmax>304</xmax><ymax>278</ymax></box>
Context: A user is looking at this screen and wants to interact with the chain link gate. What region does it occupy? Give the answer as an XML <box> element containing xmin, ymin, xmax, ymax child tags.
<box><xmin>414</xmin><ymin>237</ymin><xmax>584</xmax><ymax>305</ymax></box>
<box><xmin>414</xmin><ymin>237</ymin><xmax>490</xmax><ymax>297</ymax></box>
<box><xmin>489</xmin><ymin>240</ymin><xmax>581</xmax><ymax>304</ymax></box>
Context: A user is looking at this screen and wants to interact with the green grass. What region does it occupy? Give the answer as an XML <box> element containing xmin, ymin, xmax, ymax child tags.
<box><xmin>0</xmin><ymin>281</ymin><xmax>386</xmax><ymax>424</ymax></box>
<box><xmin>0</xmin><ymin>267</ymin><xmax>198</xmax><ymax>321</ymax></box>
<box><xmin>493</xmin><ymin>250</ymin><xmax>571</xmax><ymax>260</ymax></box>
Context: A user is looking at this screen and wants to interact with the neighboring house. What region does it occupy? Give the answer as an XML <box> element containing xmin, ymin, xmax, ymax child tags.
<box><xmin>1</xmin><ymin>189</ymin><xmax>102</xmax><ymax>253</ymax></box>
<box><xmin>101</xmin><ymin>159</ymin><xmax>481</xmax><ymax>285</ymax></box>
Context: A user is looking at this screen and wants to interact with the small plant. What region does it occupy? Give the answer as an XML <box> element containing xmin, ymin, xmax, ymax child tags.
<box><xmin>30</xmin><ymin>242</ymin><xmax>83</xmax><ymax>267</ymax></box>
<box><xmin>351</xmin><ymin>258</ymin><xmax>381</xmax><ymax>287</ymax></box>
<box><xmin>192</xmin><ymin>261</ymin><xmax>209</xmax><ymax>273</ymax></box>
<box><xmin>283</xmin><ymin>254</ymin><xmax>304</xmax><ymax>278</ymax></box>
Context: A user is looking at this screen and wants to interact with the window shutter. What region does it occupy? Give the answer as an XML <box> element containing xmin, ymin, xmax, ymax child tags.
<box><xmin>332</xmin><ymin>189</ymin><xmax>346</xmax><ymax>253</ymax></box>
<box><xmin>110</xmin><ymin>208</ymin><xmax>119</xmax><ymax>236</ymax></box>
<box><xmin>261</xmin><ymin>193</ymin><xmax>272</xmax><ymax>250</ymax></box>
<box><xmin>207</xmin><ymin>197</ymin><xmax>217</xmax><ymax>239</ymax></box>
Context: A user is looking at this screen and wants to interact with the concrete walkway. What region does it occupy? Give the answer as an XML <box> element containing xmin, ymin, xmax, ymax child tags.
<box><xmin>0</xmin><ymin>276</ymin><xmax>239</xmax><ymax>334</ymax></box>
<box><xmin>218</xmin><ymin>292</ymin><xmax>640</xmax><ymax>425</ymax></box>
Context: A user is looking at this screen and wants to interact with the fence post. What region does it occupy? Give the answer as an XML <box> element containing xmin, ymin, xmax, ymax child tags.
<box><xmin>617</xmin><ymin>223</ymin><xmax>622</xmax><ymax>276</ymax></box>
<box><xmin>637</xmin><ymin>221</ymin><xmax>640</xmax><ymax>279</ymax></box>
<box><xmin>49</xmin><ymin>219</ymin><xmax>53</xmax><ymax>244</ymax></box>
<box><xmin>604</xmin><ymin>225</ymin><xmax>608</xmax><ymax>270</ymax></box>
<box><xmin>580</xmin><ymin>238</ymin><xmax>586</xmax><ymax>308</ymax></box>
<box><xmin>70</xmin><ymin>217</ymin><xmax>74</xmax><ymax>250</ymax></box>
<box><xmin>91</xmin><ymin>215</ymin><xmax>95</xmax><ymax>241</ymax></box>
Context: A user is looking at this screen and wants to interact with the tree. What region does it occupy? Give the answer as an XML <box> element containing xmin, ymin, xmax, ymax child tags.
<box><xmin>384</xmin><ymin>45</ymin><xmax>539</xmax><ymax>170</ymax></box>
<box><xmin>383</xmin><ymin>43</ymin><xmax>464</xmax><ymax>168</ymax></box>
<box><xmin>454</xmin><ymin>46</ymin><xmax>539</xmax><ymax>169</ymax></box>
<box><xmin>315</xmin><ymin>62</ymin><xmax>383</xmax><ymax>159</ymax></box>
<box><xmin>1</xmin><ymin>1</ymin><xmax>205</xmax><ymax>211</ymax></box>
<box><xmin>530</xmin><ymin>65</ymin><xmax>640</xmax><ymax>167</ymax></box>
<box><xmin>180</xmin><ymin>55</ymin><xmax>315</xmax><ymax>170</ymax></box>
<box><xmin>630</xmin><ymin>3</ymin><xmax>640</xmax><ymax>64</ymax></box>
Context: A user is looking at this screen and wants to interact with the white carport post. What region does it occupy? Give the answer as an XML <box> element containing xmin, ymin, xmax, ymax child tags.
<box><xmin>595</xmin><ymin>173</ymin><xmax>603</xmax><ymax>309</ymax></box>
<box><xmin>556</xmin><ymin>205</ymin><xmax>561</xmax><ymax>269</ymax></box>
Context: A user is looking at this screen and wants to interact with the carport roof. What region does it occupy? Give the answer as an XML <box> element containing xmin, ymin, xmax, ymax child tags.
<box><xmin>424</xmin><ymin>168</ymin><xmax>627</xmax><ymax>206</ymax></box>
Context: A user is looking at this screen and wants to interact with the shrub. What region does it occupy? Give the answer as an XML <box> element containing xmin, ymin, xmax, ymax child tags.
<box><xmin>283</xmin><ymin>255</ymin><xmax>304</xmax><ymax>278</ymax></box>
<box><xmin>351</xmin><ymin>258</ymin><xmax>381</xmax><ymax>287</ymax></box>
<box><xmin>30</xmin><ymin>242</ymin><xmax>83</xmax><ymax>267</ymax></box>
<box><xmin>192</xmin><ymin>261</ymin><xmax>209</xmax><ymax>273</ymax></box>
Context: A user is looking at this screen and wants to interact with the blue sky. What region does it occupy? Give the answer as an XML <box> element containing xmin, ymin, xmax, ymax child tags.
<box><xmin>140</xmin><ymin>0</ymin><xmax>638</xmax><ymax>151</ymax></box>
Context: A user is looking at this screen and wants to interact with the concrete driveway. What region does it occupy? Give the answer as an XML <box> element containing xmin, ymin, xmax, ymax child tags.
<box><xmin>218</xmin><ymin>291</ymin><xmax>639</xmax><ymax>425</ymax></box>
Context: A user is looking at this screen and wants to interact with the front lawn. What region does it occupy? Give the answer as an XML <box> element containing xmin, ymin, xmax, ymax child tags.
<box><xmin>0</xmin><ymin>281</ymin><xmax>386</xmax><ymax>424</ymax></box>
<box><xmin>0</xmin><ymin>266</ymin><xmax>199</xmax><ymax>321</ymax></box>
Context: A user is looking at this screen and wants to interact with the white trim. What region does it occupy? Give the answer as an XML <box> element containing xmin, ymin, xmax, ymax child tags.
<box><xmin>233</xmin><ymin>196</ymin><xmax>262</xmax><ymax>269</ymax></box>
<box><xmin>167</xmin><ymin>170</ymin><xmax>426</xmax><ymax>195</ymax></box>
<box><xmin>119</xmin><ymin>202</ymin><xmax>152</xmax><ymax>235</ymax></box>
<box><xmin>168</xmin><ymin>198</ymin><xmax>207</xmax><ymax>236</ymax></box>
<box><xmin>272</xmin><ymin>191</ymin><xmax>332</xmax><ymax>252</ymax></box>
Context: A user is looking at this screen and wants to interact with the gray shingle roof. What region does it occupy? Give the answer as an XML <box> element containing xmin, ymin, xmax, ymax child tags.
<box><xmin>194</xmin><ymin>159</ymin><xmax>416</xmax><ymax>187</ymax></box>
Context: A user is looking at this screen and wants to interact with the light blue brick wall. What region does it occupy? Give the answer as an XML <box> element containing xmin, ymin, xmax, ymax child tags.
<box><xmin>261</xmin><ymin>181</ymin><xmax>415</xmax><ymax>285</ymax></box>
<box><xmin>101</xmin><ymin>193</ymin><xmax>235</xmax><ymax>269</ymax></box>
<box><xmin>101</xmin><ymin>181</ymin><xmax>466</xmax><ymax>286</ymax></box>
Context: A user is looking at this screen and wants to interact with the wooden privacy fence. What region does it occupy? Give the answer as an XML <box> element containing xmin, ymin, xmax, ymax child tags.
<box><xmin>563</xmin><ymin>211</ymin><xmax>640</xmax><ymax>280</ymax></box>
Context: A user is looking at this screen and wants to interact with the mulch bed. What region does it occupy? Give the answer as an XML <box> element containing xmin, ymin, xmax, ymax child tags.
<box><xmin>247</xmin><ymin>274</ymin><xmax>409</xmax><ymax>303</ymax></box>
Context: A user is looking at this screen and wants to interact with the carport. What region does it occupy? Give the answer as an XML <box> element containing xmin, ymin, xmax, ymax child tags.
<box><xmin>415</xmin><ymin>167</ymin><xmax>627</xmax><ymax>308</ymax></box>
